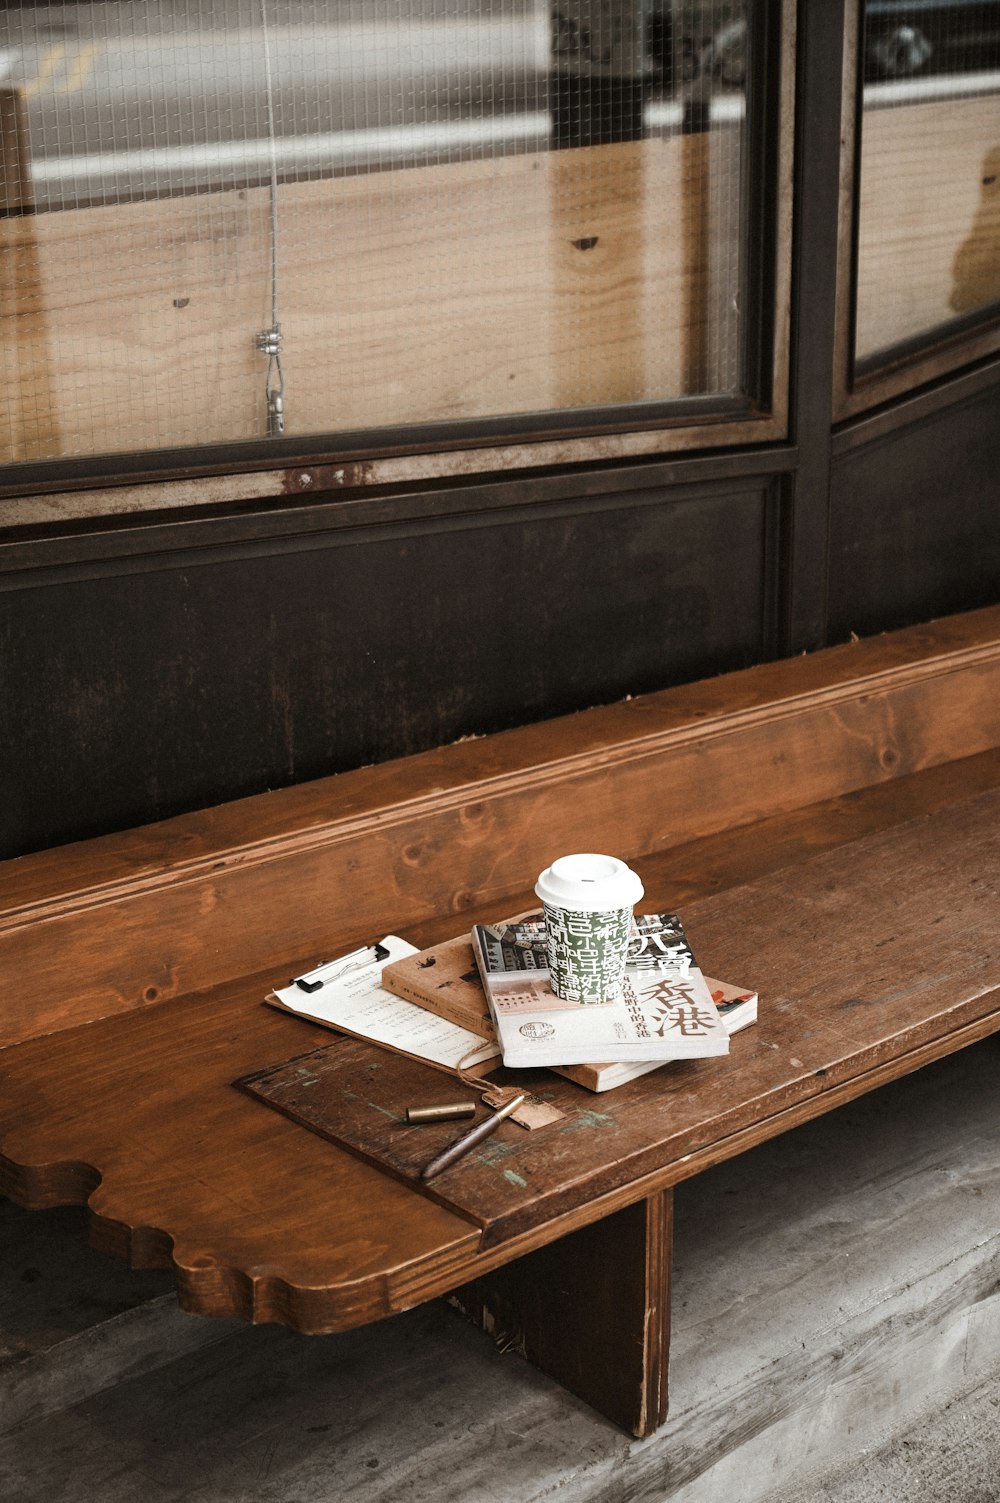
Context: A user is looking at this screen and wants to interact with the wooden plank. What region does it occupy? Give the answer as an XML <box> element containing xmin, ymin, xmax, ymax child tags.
<box><xmin>856</xmin><ymin>95</ymin><xmax>1000</xmax><ymax>360</ymax></box>
<box><xmin>452</xmin><ymin>1190</ymin><xmax>672</xmax><ymax>1437</ymax></box>
<box><xmin>0</xmin><ymin>137</ymin><xmax>717</xmax><ymax>465</ymax></box>
<box><xmin>187</xmin><ymin>783</ymin><xmax>1000</xmax><ymax>1249</ymax></box>
<box><xmin>357</xmin><ymin>1001</ymin><xmax>1000</xmax><ymax>1320</ymax></box>
<box><xmin>0</xmin><ymin>87</ymin><xmax>60</xmax><ymax>462</ymax></box>
<box><xmin>1</xmin><ymin>770</ymin><xmax>997</xmax><ymax>1331</ymax></box>
<box><xmin>0</xmin><ymin>608</ymin><xmax>998</xmax><ymax>1049</ymax></box>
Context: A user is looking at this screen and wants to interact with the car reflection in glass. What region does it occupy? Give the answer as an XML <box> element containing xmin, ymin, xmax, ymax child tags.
<box><xmin>864</xmin><ymin>3</ymin><xmax>1000</xmax><ymax>79</ymax></box>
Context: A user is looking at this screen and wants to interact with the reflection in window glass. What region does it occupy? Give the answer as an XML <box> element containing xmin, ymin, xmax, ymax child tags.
<box><xmin>856</xmin><ymin>1</ymin><xmax>1000</xmax><ymax>365</ymax></box>
<box><xmin>1</xmin><ymin>1</ymin><xmax>754</xmax><ymax>466</ymax></box>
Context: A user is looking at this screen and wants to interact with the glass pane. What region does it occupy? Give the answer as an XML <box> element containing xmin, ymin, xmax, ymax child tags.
<box><xmin>856</xmin><ymin>1</ymin><xmax>1000</xmax><ymax>366</ymax></box>
<box><xmin>1</xmin><ymin>1</ymin><xmax>755</xmax><ymax>467</ymax></box>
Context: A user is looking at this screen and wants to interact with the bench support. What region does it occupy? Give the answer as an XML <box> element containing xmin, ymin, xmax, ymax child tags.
<box><xmin>452</xmin><ymin>1190</ymin><xmax>672</xmax><ymax>1437</ymax></box>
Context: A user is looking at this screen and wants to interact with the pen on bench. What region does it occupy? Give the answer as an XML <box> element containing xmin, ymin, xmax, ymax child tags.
<box><xmin>420</xmin><ymin>1093</ymin><xmax>527</xmax><ymax>1182</ymax></box>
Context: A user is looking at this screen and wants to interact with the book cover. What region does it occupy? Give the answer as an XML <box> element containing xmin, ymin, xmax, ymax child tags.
<box><xmin>470</xmin><ymin>915</ymin><xmax>730</xmax><ymax>1069</ymax></box>
<box><xmin>382</xmin><ymin>912</ymin><xmax>709</xmax><ymax>1029</ymax></box>
<box><xmin>555</xmin><ymin>980</ymin><xmax>758</xmax><ymax>1091</ymax></box>
<box><xmin>381</xmin><ymin>932</ymin><xmax>498</xmax><ymax>1038</ymax></box>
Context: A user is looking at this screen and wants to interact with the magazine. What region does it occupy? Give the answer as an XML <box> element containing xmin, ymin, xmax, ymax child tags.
<box><xmin>556</xmin><ymin>980</ymin><xmax>757</xmax><ymax>1090</ymax></box>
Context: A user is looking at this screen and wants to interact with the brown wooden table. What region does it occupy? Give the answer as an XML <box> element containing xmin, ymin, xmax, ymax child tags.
<box><xmin>2</xmin><ymin>749</ymin><xmax>998</xmax><ymax>1436</ymax></box>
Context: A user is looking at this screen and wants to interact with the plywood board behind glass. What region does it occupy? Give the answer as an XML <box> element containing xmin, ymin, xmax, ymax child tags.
<box><xmin>0</xmin><ymin>1</ymin><xmax>752</xmax><ymax>464</ymax></box>
<box><xmin>856</xmin><ymin>0</ymin><xmax>1000</xmax><ymax>366</ymax></box>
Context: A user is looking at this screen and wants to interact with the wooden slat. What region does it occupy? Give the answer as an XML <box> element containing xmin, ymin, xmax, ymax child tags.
<box><xmin>1</xmin><ymin>608</ymin><xmax>999</xmax><ymax>1050</ymax></box>
<box><xmin>1</xmin><ymin>87</ymin><xmax>60</xmax><ymax>463</ymax></box>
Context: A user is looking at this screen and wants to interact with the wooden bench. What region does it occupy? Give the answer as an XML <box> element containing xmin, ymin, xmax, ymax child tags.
<box><xmin>2</xmin><ymin>606</ymin><xmax>999</xmax><ymax>1439</ymax></box>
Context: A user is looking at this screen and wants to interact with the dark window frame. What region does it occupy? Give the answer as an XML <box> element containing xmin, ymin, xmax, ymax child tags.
<box><xmin>0</xmin><ymin>0</ymin><xmax>797</xmax><ymax>524</ymax></box>
<box><xmin>833</xmin><ymin>0</ymin><xmax>1000</xmax><ymax>422</ymax></box>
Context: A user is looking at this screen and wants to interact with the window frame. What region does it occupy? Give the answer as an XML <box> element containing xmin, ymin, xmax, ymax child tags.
<box><xmin>0</xmin><ymin>0</ymin><xmax>796</xmax><ymax>524</ymax></box>
<box><xmin>833</xmin><ymin>0</ymin><xmax>1000</xmax><ymax>423</ymax></box>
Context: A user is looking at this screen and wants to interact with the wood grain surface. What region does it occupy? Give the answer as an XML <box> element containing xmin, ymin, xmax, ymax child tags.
<box><xmin>1</xmin><ymin>762</ymin><xmax>997</xmax><ymax>1332</ymax></box>
<box><xmin>0</xmin><ymin>132</ymin><xmax>739</xmax><ymax>463</ymax></box>
<box><xmin>1</xmin><ymin>607</ymin><xmax>998</xmax><ymax>1051</ymax></box>
<box><xmin>229</xmin><ymin>785</ymin><xmax>1000</xmax><ymax>1247</ymax></box>
<box><xmin>0</xmin><ymin>976</ymin><xmax>482</xmax><ymax>1332</ymax></box>
<box><xmin>857</xmin><ymin>95</ymin><xmax>1000</xmax><ymax>360</ymax></box>
<box><xmin>453</xmin><ymin>1191</ymin><xmax>672</xmax><ymax>1437</ymax></box>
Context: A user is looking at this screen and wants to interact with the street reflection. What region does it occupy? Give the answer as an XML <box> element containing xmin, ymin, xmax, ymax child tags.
<box><xmin>1</xmin><ymin>1</ymin><xmax>751</xmax><ymax>209</ymax></box>
<box><xmin>951</xmin><ymin>145</ymin><xmax>1000</xmax><ymax>313</ymax></box>
<box><xmin>864</xmin><ymin>1</ymin><xmax>1000</xmax><ymax>80</ymax></box>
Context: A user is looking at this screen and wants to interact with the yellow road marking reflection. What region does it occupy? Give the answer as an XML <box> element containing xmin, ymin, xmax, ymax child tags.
<box><xmin>21</xmin><ymin>45</ymin><xmax>68</xmax><ymax>100</ymax></box>
<box><xmin>56</xmin><ymin>44</ymin><xmax>99</xmax><ymax>96</ymax></box>
<box><xmin>22</xmin><ymin>43</ymin><xmax>100</xmax><ymax>99</ymax></box>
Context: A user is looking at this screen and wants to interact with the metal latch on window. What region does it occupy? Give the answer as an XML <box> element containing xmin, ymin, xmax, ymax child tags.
<box><xmin>255</xmin><ymin>325</ymin><xmax>284</xmax><ymax>437</ymax></box>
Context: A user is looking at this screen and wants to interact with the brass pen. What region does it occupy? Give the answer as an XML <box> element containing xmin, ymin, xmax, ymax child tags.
<box><xmin>420</xmin><ymin>1093</ymin><xmax>527</xmax><ymax>1182</ymax></box>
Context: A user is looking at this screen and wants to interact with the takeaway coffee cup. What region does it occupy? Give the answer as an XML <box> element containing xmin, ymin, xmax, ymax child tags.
<box><xmin>535</xmin><ymin>853</ymin><xmax>644</xmax><ymax>1004</ymax></box>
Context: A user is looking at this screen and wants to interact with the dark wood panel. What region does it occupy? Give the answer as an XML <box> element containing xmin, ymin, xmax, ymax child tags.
<box><xmin>453</xmin><ymin>1191</ymin><xmax>672</xmax><ymax>1438</ymax></box>
<box><xmin>0</xmin><ymin>479</ymin><xmax>774</xmax><ymax>858</ymax></box>
<box><xmin>828</xmin><ymin>383</ymin><xmax>1000</xmax><ymax>641</ymax></box>
<box><xmin>2</xmin><ymin>610</ymin><xmax>998</xmax><ymax>1048</ymax></box>
<box><xmin>782</xmin><ymin>0</ymin><xmax>845</xmax><ymax>654</ymax></box>
<box><xmin>0</xmin><ymin>451</ymin><xmax>798</xmax><ymax>574</ymax></box>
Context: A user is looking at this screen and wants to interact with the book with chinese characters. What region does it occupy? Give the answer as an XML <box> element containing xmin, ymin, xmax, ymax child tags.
<box><xmin>382</xmin><ymin>911</ymin><xmax>708</xmax><ymax>1031</ymax></box>
<box><xmin>382</xmin><ymin>917</ymin><xmax>756</xmax><ymax>1089</ymax></box>
<box><xmin>469</xmin><ymin>914</ymin><xmax>730</xmax><ymax>1069</ymax></box>
<box><xmin>557</xmin><ymin>979</ymin><xmax>757</xmax><ymax>1091</ymax></box>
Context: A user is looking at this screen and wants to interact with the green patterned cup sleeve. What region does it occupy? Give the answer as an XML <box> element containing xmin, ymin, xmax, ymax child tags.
<box><xmin>543</xmin><ymin>903</ymin><xmax>633</xmax><ymax>1003</ymax></box>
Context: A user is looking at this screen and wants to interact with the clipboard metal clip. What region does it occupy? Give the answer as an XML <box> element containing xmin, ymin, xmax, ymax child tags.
<box><xmin>293</xmin><ymin>941</ymin><xmax>391</xmax><ymax>993</ymax></box>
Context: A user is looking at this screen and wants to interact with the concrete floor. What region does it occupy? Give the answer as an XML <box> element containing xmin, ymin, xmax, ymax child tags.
<box><xmin>778</xmin><ymin>1378</ymin><xmax>1000</xmax><ymax>1503</ymax></box>
<box><xmin>2</xmin><ymin>1034</ymin><xmax>999</xmax><ymax>1502</ymax></box>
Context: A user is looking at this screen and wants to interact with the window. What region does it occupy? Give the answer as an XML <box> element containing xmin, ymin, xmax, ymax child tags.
<box><xmin>1</xmin><ymin>0</ymin><xmax>790</xmax><ymax>486</ymax></box>
<box><xmin>836</xmin><ymin>0</ymin><xmax>1000</xmax><ymax>414</ymax></box>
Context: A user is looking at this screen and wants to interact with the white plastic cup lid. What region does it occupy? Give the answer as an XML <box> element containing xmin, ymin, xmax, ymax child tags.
<box><xmin>535</xmin><ymin>853</ymin><xmax>644</xmax><ymax>913</ymax></box>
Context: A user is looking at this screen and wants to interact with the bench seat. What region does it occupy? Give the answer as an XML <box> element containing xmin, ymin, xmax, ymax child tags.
<box><xmin>2</xmin><ymin>608</ymin><xmax>999</xmax><ymax>1436</ymax></box>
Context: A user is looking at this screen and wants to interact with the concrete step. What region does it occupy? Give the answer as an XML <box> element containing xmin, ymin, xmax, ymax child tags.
<box><xmin>774</xmin><ymin>1375</ymin><xmax>1000</xmax><ymax>1503</ymax></box>
<box><xmin>0</xmin><ymin>1035</ymin><xmax>997</xmax><ymax>1501</ymax></box>
<box><xmin>0</xmin><ymin>1201</ymin><xmax>238</xmax><ymax>1436</ymax></box>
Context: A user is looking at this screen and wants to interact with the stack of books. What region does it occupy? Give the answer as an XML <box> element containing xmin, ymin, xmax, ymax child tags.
<box><xmin>266</xmin><ymin>912</ymin><xmax>757</xmax><ymax>1095</ymax></box>
<box><xmin>381</xmin><ymin>911</ymin><xmax>757</xmax><ymax>1093</ymax></box>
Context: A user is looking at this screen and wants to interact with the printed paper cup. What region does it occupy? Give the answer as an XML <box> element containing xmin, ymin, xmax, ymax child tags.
<box><xmin>535</xmin><ymin>853</ymin><xmax>644</xmax><ymax>1004</ymax></box>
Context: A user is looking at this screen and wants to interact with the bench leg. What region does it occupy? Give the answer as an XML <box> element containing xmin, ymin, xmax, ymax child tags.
<box><xmin>452</xmin><ymin>1189</ymin><xmax>672</xmax><ymax>1437</ymax></box>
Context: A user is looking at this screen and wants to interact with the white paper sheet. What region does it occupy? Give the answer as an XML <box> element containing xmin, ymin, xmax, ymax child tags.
<box><xmin>271</xmin><ymin>936</ymin><xmax>500</xmax><ymax>1071</ymax></box>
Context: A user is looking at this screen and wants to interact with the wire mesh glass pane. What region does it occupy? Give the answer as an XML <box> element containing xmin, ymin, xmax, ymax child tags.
<box><xmin>856</xmin><ymin>1</ymin><xmax>1000</xmax><ymax>365</ymax></box>
<box><xmin>1</xmin><ymin>1</ymin><xmax>754</xmax><ymax>467</ymax></box>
